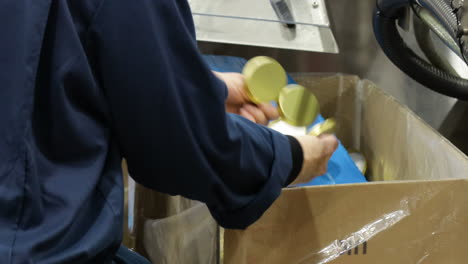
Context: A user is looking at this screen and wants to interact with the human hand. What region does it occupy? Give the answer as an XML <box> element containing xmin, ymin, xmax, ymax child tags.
<box><xmin>213</xmin><ymin>71</ymin><xmax>279</xmax><ymax>125</ymax></box>
<box><xmin>290</xmin><ymin>134</ymin><xmax>339</xmax><ymax>185</ymax></box>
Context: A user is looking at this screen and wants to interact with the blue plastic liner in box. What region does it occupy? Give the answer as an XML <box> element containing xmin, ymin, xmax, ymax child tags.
<box><xmin>203</xmin><ymin>55</ymin><xmax>367</xmax><ymax>186</ymax></box>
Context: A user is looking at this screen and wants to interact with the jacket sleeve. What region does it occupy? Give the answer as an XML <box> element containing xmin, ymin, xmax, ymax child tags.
<box><xmin>89</xmin><ymin>0</ymin><xmax>293</xmax><ymax>229</ymax></box>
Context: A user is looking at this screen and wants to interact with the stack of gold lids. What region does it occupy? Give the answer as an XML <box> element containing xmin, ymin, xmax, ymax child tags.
<box><xmin>243</xmin><ymin>56</ymin><xmax>336</xmax><ymax>137</ymax></box>
<box><xmin>243</xmin><ymin>56</ymin><xmax>369</xmax><ymax>175</ymax></box>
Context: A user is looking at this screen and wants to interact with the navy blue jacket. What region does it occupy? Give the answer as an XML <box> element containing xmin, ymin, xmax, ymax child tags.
<box><xmin>0</xmin><ymin>0</ymin><xmax>296</xmax><ymax>263</ymax></box>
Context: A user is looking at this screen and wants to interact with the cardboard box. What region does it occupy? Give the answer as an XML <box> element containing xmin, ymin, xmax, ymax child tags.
<box><xmin>224</xmin><ymin>74</ymin><xmax>468</xmax><ymax>264</ymax></box>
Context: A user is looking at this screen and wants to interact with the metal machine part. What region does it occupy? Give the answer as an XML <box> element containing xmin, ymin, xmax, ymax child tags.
<box><xmin>413</xmin><ymin>5</ymin><xmax>461</xmax><ymax>59</ymax></box>
<box><xmin>188</xmin><ymin>0</ymin><xmax>338</xmax><ymax>53</ymax></box>
<box><xmin>374</xmin><ymin>0</ymin><xmax>468</xmax><ymax>99</ymax></box>
<box><xmin>270</xmin><ymin>0</ymin><xmax>296</xmax><ymax>28</ymax></box>
<box><xmin>413</xmin><ymin>7</ymin><xmax>461</xmax><ymax>75</ymax></box>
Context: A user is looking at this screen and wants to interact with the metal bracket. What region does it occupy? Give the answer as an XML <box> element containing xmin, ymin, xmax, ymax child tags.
<box><xmin>189</xmin><ymin>0</ymin><xmax>339</xmax><ymax>53</ymax></box>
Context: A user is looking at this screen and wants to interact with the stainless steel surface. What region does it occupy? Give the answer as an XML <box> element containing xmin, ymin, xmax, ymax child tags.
<box><xmin>198</xmin><ymin>0</ymin><xmax>468</xmax><ymax>154</ymax></box>
<box><xmin>189</xmin><ymin>0</ymin><xmax>338</xmax><ymax>53</ymax></box>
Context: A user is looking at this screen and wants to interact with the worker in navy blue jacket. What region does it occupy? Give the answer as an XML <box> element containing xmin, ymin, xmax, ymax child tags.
<box><xmin>0</xmin><ymin>0</ymin><xmax>338</xmax><ymax>263</ymax></box>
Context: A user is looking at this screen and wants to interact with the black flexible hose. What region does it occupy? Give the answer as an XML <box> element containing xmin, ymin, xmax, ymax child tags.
<box><xmin>374</xmin><ymin>1</ymin><xmax>468</xmax><ymax>100</ymax></box>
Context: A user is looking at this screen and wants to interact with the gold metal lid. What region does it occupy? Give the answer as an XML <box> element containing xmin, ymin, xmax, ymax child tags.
<box><xmin>243</xmin><ymin>56</ymin><xmax>287</xmax><ymax>103</ymax></box>
<box><xmin>278</xmin><ymin>84</ymin><xmax>319</xmax><ymax>126</ymax></box>
<box><xmin>308</xmin><ymin>118</ymin><xmax>337</xmax><ymax>137</ymax></box>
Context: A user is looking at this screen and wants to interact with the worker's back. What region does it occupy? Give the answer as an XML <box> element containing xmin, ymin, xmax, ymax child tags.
<box><xmin>0</xmin><ymin>0</ymin><xmax>302</xmax><ymax>262</ymax></box>
<box><xmin>0</xmin><ymin>1</ymin><xmax>123</xmax><ymax>263</ymax></box>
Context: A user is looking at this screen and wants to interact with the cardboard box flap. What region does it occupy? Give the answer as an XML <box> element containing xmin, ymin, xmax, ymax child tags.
<box><xmin>225</xmin><ymin>179</ymin><xmax>468</xmax><ymax>264</ymax></box>
<box><xmin>291</xmin><ymin>74</ymin><xmax>468</xmax><ymax>182</ymax></box>
<box><xmin>224</xmin><ymin>75</ymin><xmax>468</xmax><ymax>264</ymax></box>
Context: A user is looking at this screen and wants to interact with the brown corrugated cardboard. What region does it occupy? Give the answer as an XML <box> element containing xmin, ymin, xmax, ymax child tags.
<box><xmin>225</xmin><ymin>180</ymin><xmax>468</xmax><ymax>264</ymax></box>
<box><xmin>224</xmin><ymin>74</ymin><xmax>468</xmax><ymax>264</ymax></box>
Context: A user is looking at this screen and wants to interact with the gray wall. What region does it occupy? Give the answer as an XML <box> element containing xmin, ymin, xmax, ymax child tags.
<box><xmin>198</xmin><ymin>0</ymin><xmax>468</xmax><ymax>154</ymax></box>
